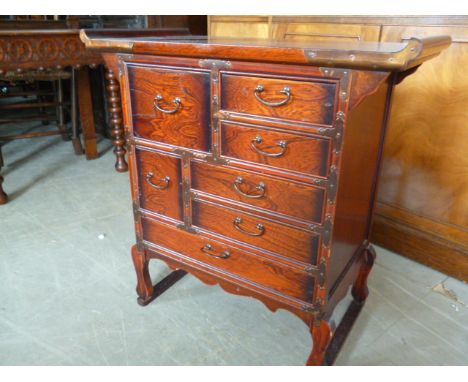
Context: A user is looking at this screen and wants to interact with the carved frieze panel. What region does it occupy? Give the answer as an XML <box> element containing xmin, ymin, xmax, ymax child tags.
<box><xmin>0</xmin><ymin>34</ymin><xmax>103</xmax><ymax>70</ymax></box>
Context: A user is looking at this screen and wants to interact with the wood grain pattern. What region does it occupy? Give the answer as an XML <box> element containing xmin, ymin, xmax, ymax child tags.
<box><xmin>128</xmin><ymin>64</ymin><xmax>211</xmax><ymax>152</ymax></box>
<box><xmin>191</xmin><ymin>160</ymin><xmax>325</xmax><ymax>224</ymax></box>
<box><xmin>192</xmin><ymin>199</ymin><xmax>320</xmax><ymax>265</ymax></box>
<box><xmin>136</xmin><ymin>147</ymin><xmax>183</xmax><ymax>222</ymax></box>
<box><xmin>372</xmin><ymin>213</ymin><xmax>468</xmax><ymax>281</ymax></box>
<box><xmin>205</xmin><ymin>17</ymin><xmax>467</xmax><ymax>281</ymax></box>
<box><xmin>208</xmin><ymin>16</ymin><xmax>271</xmax><ymax>39</ymax></box>
<box><xmin>0</xmin><ymin>30</ymin><xmax>102</xmax><ymax>71</ymax></box>
<box><xmin>83</xmin><ymin>34</ymin><xmax>450</xmax><ymax>72</ymax></box>
<box><xmin>221</xmin><ymin>73</ymin><xmax>336</xmax><ymax>126</ymax></box>
<box><xmin>271</xmin><ymin>22</ymin><xmax>381</xmax><ymax>43</ymax></box>
<box><xmin>143</xmin><ymin>242</ymin><xmax>316</xmax><ymax>322</ymax></box>
<box><xmin>328</xmin><ymin>80</ymin><xmax>390</xmax><ymax>288</ymax></box>
<box><xmin>81</xmin><ymin>30</ymin><xmax>448</xmax><ymax>364</ymax></box>
<box><xmin>220</xmin><ymin>121</ymin><xmax>331</xmax><ymax>178</ymax></box>
<box><xmin>141</xmin><ymin>216</ymin><xmax>316</xmax><ymax>302</ymax></box>
<box><xmin>378</xmin><ymin>25</ymin><xmax>468</xmax><ymax>229</ymax></box>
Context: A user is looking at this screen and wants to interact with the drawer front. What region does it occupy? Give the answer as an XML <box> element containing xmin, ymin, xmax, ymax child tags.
<box><xmin>220</xmin><ymin>73</ymin><xmax>336</xmax><ymax>126</ymax></box>
<box><xmin>141</xmin><ymin>216</ymin><xmax>315</xmax><ymax>302</ymax></box>
<box><xmin>127</xmin><ymin>64</ymin><xmax>211</xmax><ymax>151</ymax></box>
<box><xmin>136</xmin><ymin>148</ymin><xmax>183</xmax><ymax>222</ymax></box>
<box><xmin>192</xmin><ymin>200</ymin><xmax>320</xmax><ymax>265</ymax></box>
<box><xmin>191</xmin><ymin>161</ymin><xmax>325</xmax><ymax>224</ymax></box>
<box><xmin>220</xmin><ymin>121</ymin><xmax>331</xmax><ymax>177</ymax></box>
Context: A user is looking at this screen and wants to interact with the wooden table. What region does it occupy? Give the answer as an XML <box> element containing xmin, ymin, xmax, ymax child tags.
<box><xmin>0</xmin><ymin>29</ymin><xmax>103</xmax><ymax>157</ymax></box>
<box><xmin>0</xmin><ymin>28</ymin><xmax>191</xmax><ymax>204</ymax></box>
<box><xmin>0</xmin><ymin>29</ymin><xmax>102</xmax><ymax>204</ymax></box>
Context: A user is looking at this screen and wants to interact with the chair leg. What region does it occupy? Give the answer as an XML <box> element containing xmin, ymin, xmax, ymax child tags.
<box><xmin>55</xmin><ymin>79</ymin><xmax>69</xmax><ymax>141</ymax></box>
<box><xmin>70</xmin><ymin>68</ymin><xmax>83</xmax><ymax>155</ymax></box>
<box><xmin>0</xmin><ymin>145</ymin><xmax>7</xmax><ymax>205</ymax></box>
<box><xmin>37</xmin><ymin>81</ymin><xmax>49</xmax><ymax>126</ymax></box>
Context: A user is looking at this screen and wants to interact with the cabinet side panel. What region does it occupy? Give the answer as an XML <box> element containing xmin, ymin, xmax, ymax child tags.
<box><xmin>328</xmin><ymin>80</ymin><xmax>389</xmax><ymax>289</ymax></box>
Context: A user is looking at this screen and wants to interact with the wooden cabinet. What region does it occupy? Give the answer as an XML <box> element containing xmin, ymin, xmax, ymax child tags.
<box><xmin>208</xmin><ymin>16</ymin><xmax>468</xmax><ymax>281</ymax></box>
<box><xmin>208</xmin><ymin>16</ymin><xmax>271</xmax><ymax>39</ymax></box>
<box><xmin>82</xmin><ymin>31</ymin><xmax>448</xmax><ymax>365</ymax></box>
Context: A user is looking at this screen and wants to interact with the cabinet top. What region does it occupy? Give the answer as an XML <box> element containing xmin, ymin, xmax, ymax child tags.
<box><xmin>80</xmin><ymin>30</ymin><xmax>450</xmax><ymax>71</ymax></box>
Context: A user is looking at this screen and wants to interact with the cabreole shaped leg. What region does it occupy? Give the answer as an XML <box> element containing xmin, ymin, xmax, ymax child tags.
<box><xmin>351</xmin><ymin>244</ymin><xmax>376</xmax><ymax>303</ymax></box>
<box><xmin>307</xmin><ymin>319</ymin><xmax>334</xmax><ymax>366</ymax></box>
<box><xmin>131</xmin><ymin>245</ymin><xmax>187</xmax><ymax>306</ymax></box>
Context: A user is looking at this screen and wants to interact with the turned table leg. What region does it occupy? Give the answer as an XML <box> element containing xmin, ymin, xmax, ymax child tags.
<box><xmin>0</xmin><ymin>145</ymin><xmax>7</xmax><ymax>204</ymax></box>
<box><xmin>105</xmin><ymin>68</ymin><xmax>128</xmax><ymax>172</ymax></box>
<box><xmin>131</xmin><ymin>245</ymin><xmax>187</xmax><ymax>306</ymax></box>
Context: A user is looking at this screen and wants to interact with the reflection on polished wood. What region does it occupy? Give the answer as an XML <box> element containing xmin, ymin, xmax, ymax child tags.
<box><xmin>375</xmin><ymin>24</ymin><xmax>468</xmax><ymax>280</ymax></box>
<box><xmin>379</xmin><ymin>25</ymin><xmax>468</xmax><ymax>229</ymax></box>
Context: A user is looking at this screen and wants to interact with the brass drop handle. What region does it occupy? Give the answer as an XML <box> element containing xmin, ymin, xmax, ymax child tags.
<box><xmin>254</xmin><ymin>84</ymin><xmax>292</xmax><ymax>107</ymax></box>
<box><xmin>201</xmin><ymin>244</ymin><xmax>231</xmax><ymax>259</ymax></box>
<box><xmin>154</xmin><ymin>94</ymin><xmax>181</xmax><ymax>114</ymax></box>
<box><xmin>251</xmin><ymin>135</ymin><xmax>288</xmax><ymax>158</ymax></box>
<box><xmin>145</xmin><ymin>172</ymin><xmax>170</xmax><ymax>190</ymax></box>
<box><xmin>233</xmin><ymin>217</ymin><xmax>265</xmax><ymax>237</ymax></box>
<box><xmin>233</xmin><ymin>176</ymin><xmax>266</xmax><ymax>199</ymax></box>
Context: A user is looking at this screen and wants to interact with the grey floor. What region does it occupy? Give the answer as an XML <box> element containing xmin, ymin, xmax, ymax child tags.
<box><xmin>0</xmin><ymin>122</ymin><xmax>467</xmax><ymax>365</ymax></box>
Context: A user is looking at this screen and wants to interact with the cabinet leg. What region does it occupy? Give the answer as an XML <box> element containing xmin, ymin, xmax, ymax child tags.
<box><xmin>307</xmin><ymin>319</ymin><xmax>333</xmax><ymax>366</ymax></box>
<box><xmin>0</xmin><ymin>146</ymin><xmax>7</xmax><ymax>205</ymax></box>
<box><xmin>352</xmin><ymin>244</ymin><xmax>376</xmax><ymax>303</ymax></box>
<box><xmin>105</xmin><ymin>68</ymin><xmax>128</xmax><ymax>172</ymax></box>
<box><xmin>131</xmin><ymin>245</ymin><xmax>187</xmax><ymax>306</ymax></box>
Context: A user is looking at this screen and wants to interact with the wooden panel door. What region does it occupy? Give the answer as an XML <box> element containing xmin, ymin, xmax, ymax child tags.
<box><xmin>208</xmin><ymin>16</ymin><xmax>271</xmax><ymax>39</ymax></box>
<box><xmin>373</xmin><ymin>25</ymin><xmax>468</xmax><ymax>280</ymax></box>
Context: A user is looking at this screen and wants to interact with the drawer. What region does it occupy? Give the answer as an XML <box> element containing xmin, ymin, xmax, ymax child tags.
<box><xmin>136</xmin><ymin>147</ymin><xmax>183</xmax><ymax>222</ymax></box>
<box><xmin>192</xmin><ymin>200</ymin><xmax>320</xmax><ymax>265</ymax></box>
<box><xmin>220</xmin><ymin>73</ymin><xmax>336</xmax><ymax>126</ymax></box>
<box><xmin>220</xmin><ymin>121</ymin><xmax>331</xmax><ymax>178</ymax></box>
<box><xmin>191</xmin><ymin>160</ymin><xmax>325</xmax><ymax>224</ymax></box>
<box><xmin>141</xmin><ymin>216</ymin><xmax>315</xmax><ymax>302</ymax></box>
<box><xmin>127</xmin><ymin>64</ymin><xmax>211</xmax><ymax>151</ymax></box>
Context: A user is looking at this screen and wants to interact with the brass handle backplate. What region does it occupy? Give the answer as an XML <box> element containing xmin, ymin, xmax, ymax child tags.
<box><xmin>233</xmin><ymin>176</ymin><xmax>266</xmax><ymax>199</ymax></box>
<box><xmin>254</xmin><ymin>84</ymin><xmax>292</xmax><ymax>107</ymax></box>
<box><xmin>201</xmin><ymin>244</ymin><xmax>231</xmax><ymax>259</ymax></box>
<box><xmin>154</xmin><ymin>94</ymin><xmax>181</xmax><ymax>114</ymax></box>
<box><xmin>251</xmin><ymin>135</ymin><xmax>288</xmax><ymax>158</ymax></box>
<box><xmin>145</xmin><ymin>172</ymin><xmax>170</xmax><ymax>190</ymax></box>
<box><xmin>233</xmin><ymin>217</ymin><xmax>265</xmax><ymax>237</ymax></box>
